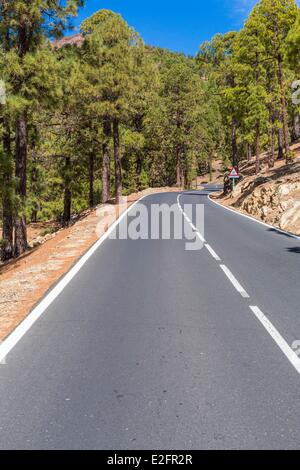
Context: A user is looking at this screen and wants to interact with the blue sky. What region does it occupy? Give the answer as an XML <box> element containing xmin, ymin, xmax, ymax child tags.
<box><xmin>70</xmin><ymin>0</ymin><xmax>259</xmax><ymax>55</ymax></box>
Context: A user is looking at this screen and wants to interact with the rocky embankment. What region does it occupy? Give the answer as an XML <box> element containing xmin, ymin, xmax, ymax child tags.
<box><xmin>218</xmin><ymin>156</ymin><xmax>300</xmax><ymax>236</ymax></box>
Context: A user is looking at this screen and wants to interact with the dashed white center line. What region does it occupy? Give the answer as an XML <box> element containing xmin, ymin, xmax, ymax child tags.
<box><xmin>220</xmin><ymin>264</ymin><xmax>249</xmax><ymax>298</ymax></box>
<box><xmin>205</xmin><ymin>244</ymin><xmax>221</xmax><ymax>261</ymax></box>
<box><xmin>178</xmin><ymin>192</ymin><xmax>300</xmax><ymax>375</ymax></box>
<box><xmin>250</xmin><ymin>306</ymin><xmax>300</xmax><ymax>374</ymax></box>
<box><xmin>178</xmin><ymin>195</ymin><xmax>207</xmax><ymax>243</ymax></box>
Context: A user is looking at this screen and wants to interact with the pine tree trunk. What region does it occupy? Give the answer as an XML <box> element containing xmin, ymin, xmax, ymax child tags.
<box><xmin>268</xmin><ymin>62</ymin><xmax>277</xmax><ymax>168</ymax></box>
<box><xmin>102</xmin><ymin>119</ymin><xmax>111</xmax><ymax>203</ymax></box>
<box><xmin>31</xmin><ymin>145</ymin><xmax>38</xmax><ymax>223</ymax></box>
<box><xmin>136</xmin><ymin>153</ymin><xmax>142</xmax><ymax>190</ymax></box>
<box><xmin>113</xmin><ymin>119</ymin><xmax>122</xmax><ymax>205</ymax></box>
<box><xmin>63</xmin><ymin>157</ymin><xmax>71</xmax><ymax>226</ymax></box>
<box><xmin>1</xmin><ymin>26</ymin><xmax>14</xmax><ymax>261</ymax></box>
<box><xmin>231</xmin><ymin>119</ymin><xmax>238</xmax><ymax>170</ymax></box>
<box><xmin>255</xmin><ymin>122</ymin><xmax>260</xmax><ymax>174</ymax></box>
<box><xmin>269</xmin><ymin>127</ymin><xmax>275</xmax><ymax>168</ymax></box>
<box><xmin>246</xmin><ymin>143</ymin><xmax>251</xmax><ymax>162</ymax></box>
<box><xmin>89</xmin><ymin>153</ymin><xmax>94</xmax><ymax>208</ymax></box>
<box><xmin>176</xmin><ymin>161</ymin><xmax>181</xmax><ymax>187</ymax></box>
<box><xmin>254</xmin><ymin>51</ymin><xmax>261</xmax><ymax>174</ymax></box>
<box><xmin>1</xmin><ymin>117</ymin><xmax>14</xmax><ymax>261</ymax></box>
<box><xmin>209</xmin><ymin>153</ymin><xmax>213</xmax><ymax>182</ymax></box>
<box><xmin>31</xmin><ymin>210</ymin><xmax>37</xmax><ymax>224</ymax></box>
<box><xmin>268</xmin><ymin>104</ymin><xmax>276</xmax><ymax>168</ymax></box>
<box><xmin>292</xmin><ymin>113</ymin><xmax>300</xmax><ymax>142</ymax></box>
<box><xmin>180</xmin><ymin>167</ymin><xmax>185</xmax><ymax>189</ymax></box>
<box><xmin>14</xmin><ymin>114</ymin><xmax>28</xmax><ymax>258</ymax></box>
<box><xmin>134</xmin><ymin>115</ymin><xmax>143</xmax><ymax>190</ymax></box>
<box><xmin>176</xmin><ymin>145</ymin><xmax>181</xmax><ymax>187</ymax></box>
<box><xmin>14</xmin><ymin>22</ymin><xmax>30</xmax><ymax>258</ymax></box>
<box><xmin>278</xmin><ymin>55</ymin><xmax>290</xmax><ymax>162</ymax></box>
<box><xmin>277</xmin><ymin>128</ymin><xmax>284</xmax><ymax>160</ymax></box>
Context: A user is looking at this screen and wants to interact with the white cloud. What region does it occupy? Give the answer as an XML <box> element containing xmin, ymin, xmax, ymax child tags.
<box><xmin>223</xmin><ymin>0</ymin><xmax>257</xmax><ymax>26</ymax></box>
<box><xmin>230</xmin><ymin>0</ymin><xmax>299</xmax><ymax>25</ymax></box>
<box><xmin>233</xmin><ymin>0</ymin><xmax>257</xmax><ymax>15</ymax></box>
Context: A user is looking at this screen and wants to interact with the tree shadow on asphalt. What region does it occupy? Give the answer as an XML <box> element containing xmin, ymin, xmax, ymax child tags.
<box><xmin>267</xmin><ymin>228</ymin><xmax>297</xmax><ymax>239</ymax></box>
<box><xmin>184</xmin><ymin>189</ymin><xmax>222</xmax><ymax>197</ymax></box>
<box><xmin>286</xmin><ymin>247</ymin><xmax>300</xmax><ymax>254</ymax></box>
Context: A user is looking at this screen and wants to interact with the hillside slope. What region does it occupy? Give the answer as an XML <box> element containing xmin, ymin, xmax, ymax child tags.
<box><xmin>215</xmin><ymin>141</ymin><xmax>300</xmax><ymax>236</ymax></box>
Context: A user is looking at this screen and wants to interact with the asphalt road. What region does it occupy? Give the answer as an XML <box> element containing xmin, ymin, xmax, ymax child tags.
<box><xmin>0</xmin><ymin>188</ymin><xmax>300</xmax><ymax>450</ymax></box>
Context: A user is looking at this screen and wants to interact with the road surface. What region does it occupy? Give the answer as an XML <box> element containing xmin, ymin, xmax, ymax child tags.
<box><xmin>0</xmin><ymin>188</ymin><xmax>300</xmax><ymax>450</ymax></box>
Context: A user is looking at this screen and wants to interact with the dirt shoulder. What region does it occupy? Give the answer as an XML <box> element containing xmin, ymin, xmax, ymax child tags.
<box><xmin>0</xmin><ymin>187</ymin><xmax>177</xmax><ymax>341</ymax></box>
<box><xmin>211</xmin><ymin>142</ymin><xmax>300</xmax><ymax>237</ymax></box>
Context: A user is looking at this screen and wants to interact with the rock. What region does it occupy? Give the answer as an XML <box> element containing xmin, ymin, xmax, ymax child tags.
<box><xmin>32</xmin><ymin>239</ymin><xmax>42</xmax><ymax>248</ymax></box>
<box><xmin>261</xmin><ymin>206</ymin><xmax>270</xmax><ymax>220</ymax></box>
<box><xmin>277</xmin><ymin>182</ymin><xmax>300</xmax><ymax>197</ymax></box>
<box><xmin>280</xmin><ymin>199</ymin><xmax>294</xmax><ymax>211</ymax></box>
<box><xmin>226</xmin><ymin>159</ymin><xmax>300</xmax><ymax>236</ymax></box>
<box><xmin>279</xmin><ymin>201</ymin><xmax>300</xmax><ymax>232</ymax></box>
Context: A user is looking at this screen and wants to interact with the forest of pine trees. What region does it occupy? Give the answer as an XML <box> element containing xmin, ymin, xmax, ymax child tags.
<box><xmin>0</xmin><ymin>0</ymin><xmax>300</xmax><ymax>261</ymax></box>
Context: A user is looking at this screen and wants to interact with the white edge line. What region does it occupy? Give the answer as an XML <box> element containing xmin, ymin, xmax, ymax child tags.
<box><xmin>205</xmin><ymin>244</ymin><xmax>221</xmax><ymax>261</ymax></box>
<box><xmin>0</xmin><ymin>195</ymin><xmax>148</xmax><ymax>363</ymax></box>
<box><xmin>250</xmin><ymin>306</ymin><xmax>300</xmax><ymax>374</ymax></box>
<box><xmin>220</xmin><ymin>264</ymin><xmax>249</xmax><ymax>298</ymax></box>
<box><xmin>208</xmin><ymin>194</ymin><xmax>300</xmax><ymax>241</ymax></box>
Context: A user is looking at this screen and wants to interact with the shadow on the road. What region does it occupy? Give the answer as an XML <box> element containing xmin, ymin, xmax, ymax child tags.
<box><xmin>183</xmin><ymin>188</ymin><xmax>222</xmax><ymax>196</ymax></box>
<box><xmin>184</xmin><ymin>192</ymin><xmax>208</xmax><ymax>196</ymax></box>
<box><xmin>286</xmin><ymin>247</ymin><xmax>300</xmax><ymax>254</ymax></box>
<box><xmin>268</xmin><ymin>228</ymin><xmax>296</xmax><ymax>239</ymax></box>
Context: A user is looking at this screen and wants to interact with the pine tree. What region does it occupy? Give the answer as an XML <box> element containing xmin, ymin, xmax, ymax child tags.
<box><xmin>82</xmin><ymin>10</ymin><xmax>143</xmax><ymax>204</ymax></box>
<box><xmin>0</xmin><ymin>0</ymin><xmax>83</xmax><ymax>258</ymax></box>
<box><xmin>255</xmin><ymin>0</ymin><xmax>299</xmax><ymax>162</ymax></box>
<box><xmin>234</xmin><ymin>11</ymin><xmax>269</xmax><ymax>172</ymax></box>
